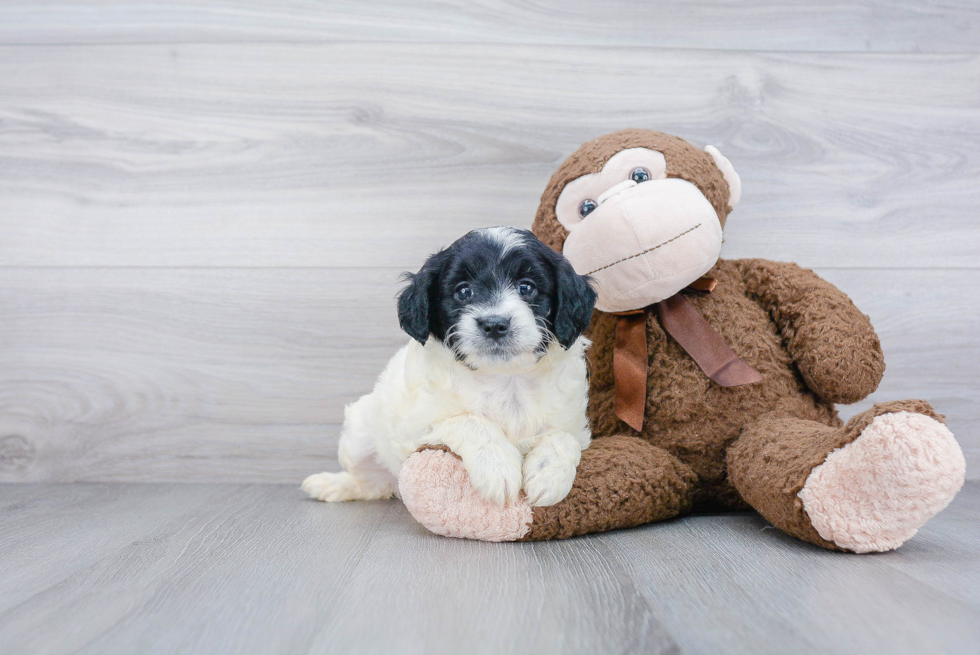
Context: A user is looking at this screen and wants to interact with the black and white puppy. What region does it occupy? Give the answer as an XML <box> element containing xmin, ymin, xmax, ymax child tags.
<box><xmin>302</xmin><ymin>226</ymin><xmax>597</xmax><ymax>507</ymax></box>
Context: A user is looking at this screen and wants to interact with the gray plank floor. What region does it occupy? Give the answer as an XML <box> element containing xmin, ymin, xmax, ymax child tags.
<box><xmin>1</xmin><ymin>483</ymin><xmax>977</xmax><ymax>655</ymax></box>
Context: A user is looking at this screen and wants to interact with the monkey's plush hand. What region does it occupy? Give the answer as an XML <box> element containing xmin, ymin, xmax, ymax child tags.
<box><xmin>738</xmin><ymin>259</ymin><xmax>885</xmax><ymax>404</ymax></box>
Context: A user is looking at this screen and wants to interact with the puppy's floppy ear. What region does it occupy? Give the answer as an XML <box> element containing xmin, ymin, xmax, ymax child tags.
<box><xmin>551</xmin><ymin>253</ymin><xmax>597</xmax><ymax>348</ymax></box>
<box><xmin>397</xmin><ymin>251</ymin><xmax>445</xmax><ymax>344</ymax></box>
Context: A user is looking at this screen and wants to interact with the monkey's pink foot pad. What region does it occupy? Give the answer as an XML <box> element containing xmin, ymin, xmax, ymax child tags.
<box><xmin>399</xmin><ymin>448</ymin><xmax>533</xmax><ymax>542</ymax></box>
<box><xmin>799</xmin><ymin>411</ymin><xmax>965</xmax><ymax>553</ymax></box>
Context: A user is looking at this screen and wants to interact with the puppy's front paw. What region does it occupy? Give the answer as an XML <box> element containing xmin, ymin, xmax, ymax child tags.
<box><xmin>462</xmin><ymin>442</ymin><xmax>524</xmax><ymax>506</ymax></box>
<box><xmin>522</xmin><ymin>446</ymin><xmax>577</xmax><ymax>507</ymax></box>
<box><xmin>302</xmin><ymin>471</ymin><xmax>360</xmax><ymax>502</ymax></box>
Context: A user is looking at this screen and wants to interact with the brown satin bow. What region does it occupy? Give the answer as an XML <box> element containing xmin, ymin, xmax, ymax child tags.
<box><xmin>612</xmin><ymin>276</ymin><xmax>763</xmax><ymax>432</ymax></box>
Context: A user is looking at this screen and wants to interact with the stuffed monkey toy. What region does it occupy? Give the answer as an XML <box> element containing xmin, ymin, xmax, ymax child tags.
<box><xmin>397</xmin><ymin>129</ymin><xmax>966</xmax><ymax>552</ymax></box>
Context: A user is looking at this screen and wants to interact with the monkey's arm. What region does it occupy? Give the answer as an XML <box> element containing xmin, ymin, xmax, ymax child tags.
<box><xmin>735</xmin><ymin>259</ymin><xmax>885</xmax><ymax>404</ymax></box>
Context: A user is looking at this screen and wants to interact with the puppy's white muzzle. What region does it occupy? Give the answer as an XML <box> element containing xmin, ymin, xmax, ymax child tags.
<box><xmin>456</xmin><ymin>289</ymin><xmax>543</xmax><ymax>368</ymax></box>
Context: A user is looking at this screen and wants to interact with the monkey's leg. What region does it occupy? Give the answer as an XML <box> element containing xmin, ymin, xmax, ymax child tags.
<box><xmin>727</xmin><ymin>400</ymin><xmax>964</xmax><ymax>553</ymax></box>
<box><xmin>398</xmin><ymin>435</ymin><xmax>698</xmax><ymax>542</ymax></box>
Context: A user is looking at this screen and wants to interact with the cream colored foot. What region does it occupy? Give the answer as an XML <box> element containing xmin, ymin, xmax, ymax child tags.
<box><xmin>799</xmin><ymin>411</ymin><xmax>965</xmax><ymax>553</ymax></box>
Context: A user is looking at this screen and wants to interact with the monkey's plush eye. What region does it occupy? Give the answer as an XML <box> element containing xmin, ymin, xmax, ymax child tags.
<box><xmin>630</xmin><ymin>167</ymin><xmax>651</xmax><ymax>183</ymax></box>
<box><xmin>517</xmin><ymin>281</ymin><xmax>536</xmax><ymax>298</ymax></box>
<box><xmin>579</xmin><ymin>199</ymin><xmax>598</xmax><ymax>217</ymax></box>
<box><xmin>454</xmin><ymin>284</ymin><xmax>473</xmax><ymax>302</ymax></box>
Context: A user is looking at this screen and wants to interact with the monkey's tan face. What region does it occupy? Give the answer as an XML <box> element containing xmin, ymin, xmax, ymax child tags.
<box><xmin>554</xmin><ymin>147</ymin><xmax>739</xmax><ymax>312</ymax></box>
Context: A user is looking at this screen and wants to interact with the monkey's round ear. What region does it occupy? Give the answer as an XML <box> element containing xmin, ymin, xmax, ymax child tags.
<box><xmin>705</xmin><ymin>145</ymin><xmax>741</xmax><ymax>209</ymax></box>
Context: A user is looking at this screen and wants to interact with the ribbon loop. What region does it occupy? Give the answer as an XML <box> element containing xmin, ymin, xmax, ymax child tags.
<box><xmin>611</xmin><ymin>280</ymin><xmax>763</xmax><ymax>431</ymax></box>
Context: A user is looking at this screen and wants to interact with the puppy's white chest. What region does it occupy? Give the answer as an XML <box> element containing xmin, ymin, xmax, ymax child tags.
<box><xmin>473</xmin><ymin>374</ymin><xmax>540</xmax><ymax>441</ymax></box>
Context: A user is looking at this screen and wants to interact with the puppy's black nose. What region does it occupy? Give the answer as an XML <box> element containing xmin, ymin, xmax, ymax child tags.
<box><xmin>477</xmin><ymin>316</ymin><xmax>510</xmax><ymax>340</ymax></box>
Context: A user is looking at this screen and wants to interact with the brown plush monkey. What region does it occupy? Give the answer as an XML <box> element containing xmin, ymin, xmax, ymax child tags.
<box><xmin>397</xmin><ymin>130</ymin><xmax>965</xmax><ymax>552</ymax></box>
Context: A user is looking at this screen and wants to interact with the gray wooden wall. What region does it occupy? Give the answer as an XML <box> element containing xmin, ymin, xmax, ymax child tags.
<box><xmin>1</xmin><ymin>1</ymin><xmax>977</xmax><ymax>483</ymax></box>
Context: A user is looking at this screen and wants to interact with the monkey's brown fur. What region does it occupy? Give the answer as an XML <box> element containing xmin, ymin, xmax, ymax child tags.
<box><xmin>519</xmin><ymin>130</ymin><xmax>943</xmax><ymax>547</ymax></box>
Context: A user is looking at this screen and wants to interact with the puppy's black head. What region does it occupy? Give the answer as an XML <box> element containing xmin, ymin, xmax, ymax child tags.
<box><xmin>397</xmin><ymin>226</ymin><xmax>596</xmax><ymax>367</ymax></box>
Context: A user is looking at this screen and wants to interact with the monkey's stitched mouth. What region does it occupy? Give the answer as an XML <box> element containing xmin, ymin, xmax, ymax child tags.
<box><xmin>584</xmin><ymin>223</ymin><xmax>702</xmax><ymax>276</ymax></box>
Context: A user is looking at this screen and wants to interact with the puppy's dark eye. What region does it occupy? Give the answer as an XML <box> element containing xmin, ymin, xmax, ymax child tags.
<box><xmin>579</xmin><ymin>199</ymin><xmax>598</xmax><ymax>217</ymax></box>
<box><xmin>517</xmin><ymin>281</ymin><xmax>536</xmax><ymax>297</ymax></box>
<box><xmin>630</xmin><ymin>167</ymin><xmax>651</xmax><ymax>183</ymax></box>
<box><xmin>454</xmin><ymin>284</ymin><xmax>473</xmax><ymax>302</ymax></box>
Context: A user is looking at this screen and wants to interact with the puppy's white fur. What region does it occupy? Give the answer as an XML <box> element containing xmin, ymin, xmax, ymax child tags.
<box><xmin>452</xmin><ymin>287</ymin><xmax>542</xmax><ymax>370</ymax></box>
<box><xmin>302</xmin><ymin>335</ymin><xmax>591</xmax><ymax>507</ymax></box>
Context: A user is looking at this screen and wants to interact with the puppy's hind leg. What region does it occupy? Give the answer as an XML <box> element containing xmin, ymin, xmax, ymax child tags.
<box><xmin>302</xmin><ymin>412</ymin><xmax>397</xmax><ymax>502</ymax></box>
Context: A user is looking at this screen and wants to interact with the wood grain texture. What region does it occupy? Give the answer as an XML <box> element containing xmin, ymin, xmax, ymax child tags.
<box><xmin>0</xmin><ymin>484</ymin><xmax>401</xmax><ymax>655</ymax></box>
<box><xmin>1</xmin><ymin>44</ymin><xmax>978</xmax><ymax>269</ymax></box>
<box><xmin>1</xmin><ymin>5</ymin><xmax>975</xmax><ymax>652</ymax></box>
<box><xmin>0</xmin><ymin>484</ymin><xmax>245</xmax><ymax>614</ymax></box>
<box><xmin>0</xmin><ymin>4</ymin><xmax>975</xmax><ymax>493</ymax></box>
<box><xmin>601</xmin><ymin>482</ymin><xmax>980</xmax><ymax>655</ymax></box>
<box><xmin>0</xmin><ymin>1</ymin><xmax>978</xmax><ymax>52</ymax></box>
<box><xmin>0</xmin><ymin>267</ymin><xmax>976</xmax><ymax>483</ymax></box>
<box><xmin>309</xmin><ymin>498</ymin><xmax>675</xmax><ymax>654</ymax></box>
<box><xmin>0</xmin><ymin>483</ymin><xmax>679</xmax><ymax>655</ymax></box>
<box><xmin>1</xmin><ymin>482</ymin><xmax>977</xmax><ymax>655</ymax></box>
<box><xmin>0</xmin><ymin>268</ymin><xmax>405</xmax><ymax>483</ymax></box>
